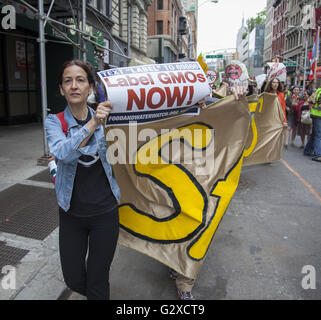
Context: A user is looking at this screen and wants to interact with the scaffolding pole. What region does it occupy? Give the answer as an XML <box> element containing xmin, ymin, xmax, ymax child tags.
<box><xmin>38</xmin><ymin>0</ymin><xmax>50</xmax><ymax>159</ymax></box>
<box><xmin>17</xmin><ymin>0</ymin><xmax>130</xmax><ymax>60</ymax></box>
<box><xmin>82</xmin><ymin>0</ymin><xmax>86</xmax><ymax>61</ymax></box>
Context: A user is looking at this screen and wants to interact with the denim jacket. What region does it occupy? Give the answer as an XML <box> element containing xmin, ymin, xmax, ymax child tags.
<box><xmin>45</xmin><ymin>106</ymin><xmax>121</xmax><ymax>212</ymax></box>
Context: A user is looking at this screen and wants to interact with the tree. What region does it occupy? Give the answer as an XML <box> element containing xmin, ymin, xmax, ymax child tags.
<box><xmin>242</xmin><ymin>9</ymin><xmax>266</xmax><ymax>39</ymax></box>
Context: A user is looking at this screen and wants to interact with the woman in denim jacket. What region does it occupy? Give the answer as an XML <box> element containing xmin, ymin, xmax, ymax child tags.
<box><xmin>45</xmin><ymin>59</ymin><xmax>120</xmax><ymax>300</ymax></box>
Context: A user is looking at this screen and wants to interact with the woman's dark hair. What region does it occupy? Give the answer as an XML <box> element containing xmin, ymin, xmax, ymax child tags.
<box><xmin>247</xmin><ymin>84</ymin><xmax>254</xmax><ymax>96</ymax></box>
<box><xmin>57</xmin><ymin>59</ymin><xmax>95</xmax><ymax>87</ymax></box>
<box><xmin>291</xmin><ymin>86</ymin><xmax>300</xmax><ymax>93</ymax></box>
<box><xmin>265</xmin><ymin>78</ymin><xmax>283</xmax><ymax>93</ymax></box>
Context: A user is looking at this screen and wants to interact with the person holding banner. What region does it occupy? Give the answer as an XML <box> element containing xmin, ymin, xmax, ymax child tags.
<box><xmin>265</xmin><ymin>78</ymin><xmax>287</xmax><ymax>124</ymax></box>
<box><xmin>45</xmin><ymin>59</ymin><xmax>121</xmax><ymax>300</ymax></box>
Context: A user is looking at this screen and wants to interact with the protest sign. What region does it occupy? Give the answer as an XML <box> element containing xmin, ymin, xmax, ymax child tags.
<box><xmin>266</xmin><ymin>62</ymin><xmax>287</xmax><ymax>83</ymax></box>
<box><xmin>255</xmin><ymin>74</ymin><xmax>267</xmax><ymax>90</ymax></box>
<box><xmin>206</xmin><ymin>69</ymin><xmax>217</xmax><ymax>85</ymax></box>
<box><xmin>225</xmin><ymin>60</ymin><xmax>249</xmax><ymax>89</ymax></box>
<box><xmin>98</xmin><ymin>62</ymin><xmax>211</xmax><ymax>126</ymax></box>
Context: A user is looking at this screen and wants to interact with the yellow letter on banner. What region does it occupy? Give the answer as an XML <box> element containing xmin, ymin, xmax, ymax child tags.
<box><xmin>119</xmin><ymin>124</ymin><xmax>213</xmax><ymax>243</ymax></box>
<box><xmin>187</xmin><ymin>154</ymin><xmax>244</xmax><ymax>260</ymax></box>
<box><xmin>244</xmin><ymin>95</ymin><xmax>263</xmax><ymax>158</ymax></box>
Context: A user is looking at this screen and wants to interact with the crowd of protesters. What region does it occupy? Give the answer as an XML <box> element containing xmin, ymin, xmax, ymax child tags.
<box><xmin>281</xmin><ymin>83</ymin><xmax>320</xmax><ymax>162</ymax></box>
<box><xmin>214</xmin><ymin>77</ymin><xmax>321</xmax><ymax>163</ymax></box>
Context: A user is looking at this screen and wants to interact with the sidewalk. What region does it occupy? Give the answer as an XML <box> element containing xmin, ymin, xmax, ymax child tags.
<box><xmin>0</xmin><ymin>123</ymin><xmax>66</xmax><ymax>300</ymax></box>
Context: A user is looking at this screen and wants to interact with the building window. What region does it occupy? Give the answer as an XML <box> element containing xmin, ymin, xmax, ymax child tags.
<box><xmin>157</xmin><ymin>0</ymin><xmax>163</xmax><ymax>10</ymax></box>
<box><xmin>168</xmin><ymin>21</ymin><xmax>170</xmax><ymax>35</ymax></box>
<box><xmin>97</xmin><ymin>0</ymin><xmax>102</xmax><ymax>11</ymax></box>
<box><xmin>157</xmin><ymin>20</ymin><xmax>163</xmax><ymax>35</ymax></box>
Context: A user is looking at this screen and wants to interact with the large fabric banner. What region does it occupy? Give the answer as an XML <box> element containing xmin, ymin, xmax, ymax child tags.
<box><xmin>244</xmin><ymin>93</ymin><xmax>286</xmax><ymax>166</ymax></box>
<box><xmin>102</xmin><ymin>67</ymin><xmax>285</xmax><ymax>280</ymax></box>
<box><xmin>106</xmin><ymin>96</ymin><xmax>251</xmax><ymax>279</ymax></box>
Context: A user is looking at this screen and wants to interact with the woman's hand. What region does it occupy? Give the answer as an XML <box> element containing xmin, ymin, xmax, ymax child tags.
<box><xmin>230</xmin><ymin>85</ymin><xmax>247</xmax><ymax>101</ymax></box>
<box><xmin>195</xmin><ymin>98</ymin><xmax>207</xmax><ymax>109</ymax></box>
<box><xmin>78</xmin><ymin>101</ymin><xmax>113</xmax><ymax>148</ymax></box>
<box><xmin>94</xmin><ymin>101</ymin><xmax>113</xmax><ymax>125</ymax></box>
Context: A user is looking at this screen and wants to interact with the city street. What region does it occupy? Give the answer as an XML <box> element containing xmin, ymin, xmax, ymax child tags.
<box><xmin>1</xmin><ymin>123</ymin><xmax>320</xmax><ymax>300</ymax></box>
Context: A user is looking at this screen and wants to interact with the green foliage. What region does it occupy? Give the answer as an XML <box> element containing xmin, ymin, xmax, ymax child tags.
<box><xmin>245</xmin><ymin>9</ymin><xmax>266</xmax><ymax>34</ymax></box>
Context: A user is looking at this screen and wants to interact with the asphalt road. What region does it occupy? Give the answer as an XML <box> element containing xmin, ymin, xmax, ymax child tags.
<box><xmin>109</xmin><ymin>136</ymin><xmax>321</xmax><ymax>300</ymax></box>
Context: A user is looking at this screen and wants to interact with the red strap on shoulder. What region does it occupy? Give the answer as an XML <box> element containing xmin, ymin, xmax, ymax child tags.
<box><xmin>56</xmin><ymin>112</ymin><xmax>68</xmax><ymax>136</ymax></box>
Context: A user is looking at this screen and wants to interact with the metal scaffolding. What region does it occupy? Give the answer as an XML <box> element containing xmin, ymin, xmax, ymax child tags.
<box><xmin>16</xmin><ymin>0</ymin><xmax>131</xmax><ymax>159</ymax></box>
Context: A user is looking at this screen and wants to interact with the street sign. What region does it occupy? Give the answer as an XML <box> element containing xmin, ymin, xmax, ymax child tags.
<box><xmin>284</xmin><ymin>62</ymin><xmax>297</xmax><ymax>67</ymax></box>
<box><xmin>206</xmin><ymin>54</ymin><xmax>223</xmax><ymax>59</ymax></box>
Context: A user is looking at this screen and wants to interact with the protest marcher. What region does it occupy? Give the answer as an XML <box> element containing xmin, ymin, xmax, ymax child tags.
<box><xmin>284</xmin><ymin>84</ymin><xmax>291</xmax><ymax>99</ymax></box>
<box><xmin>285</xmin><ymin>86</ymin><xmax>300</xmax><ymax>148</ymax></box>
<box><xmin>247</xmin><ymin>78</ymin><xmax>258</xmax><ymax>96</ymax></box>
<box><xmin>297</xmin><ymin>90</ymin><xmax>312</xmax><ymax>149</ymax></box>
<box><xmin>44</xmin><ymin>59</ymin><xmax>121</xmax><ymax>300</ymax></box>
<box><xmin>264</xmin><ymin>78</ymin><xmax>287</xmax><ymax>123</ymax></box>
<box><xmin>304</xmin><ymin>87</ymin><xmax>321</xmax><ymax>162</ymax></box>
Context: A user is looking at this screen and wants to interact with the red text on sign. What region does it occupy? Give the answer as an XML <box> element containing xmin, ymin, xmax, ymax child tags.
<box><xmin>126</xmin><ymin>86</ymin><xmax>195</xmax><ymax>111</ymax></box>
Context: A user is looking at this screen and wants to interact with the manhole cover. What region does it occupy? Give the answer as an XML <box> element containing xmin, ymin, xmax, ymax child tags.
<box><xmin>0</xmin><ymin>184</ymin><xmax>58</xmax><ymax>240</ymax></box>
<box><xmin>0</xmin><ymin>241</ymin><xmax>29</xmax><ymax>281</ymax></box>
<box><xmin>27</xmin><ymin>169</ymin><xmax>51</xmax><ymax>183</ymax></box>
